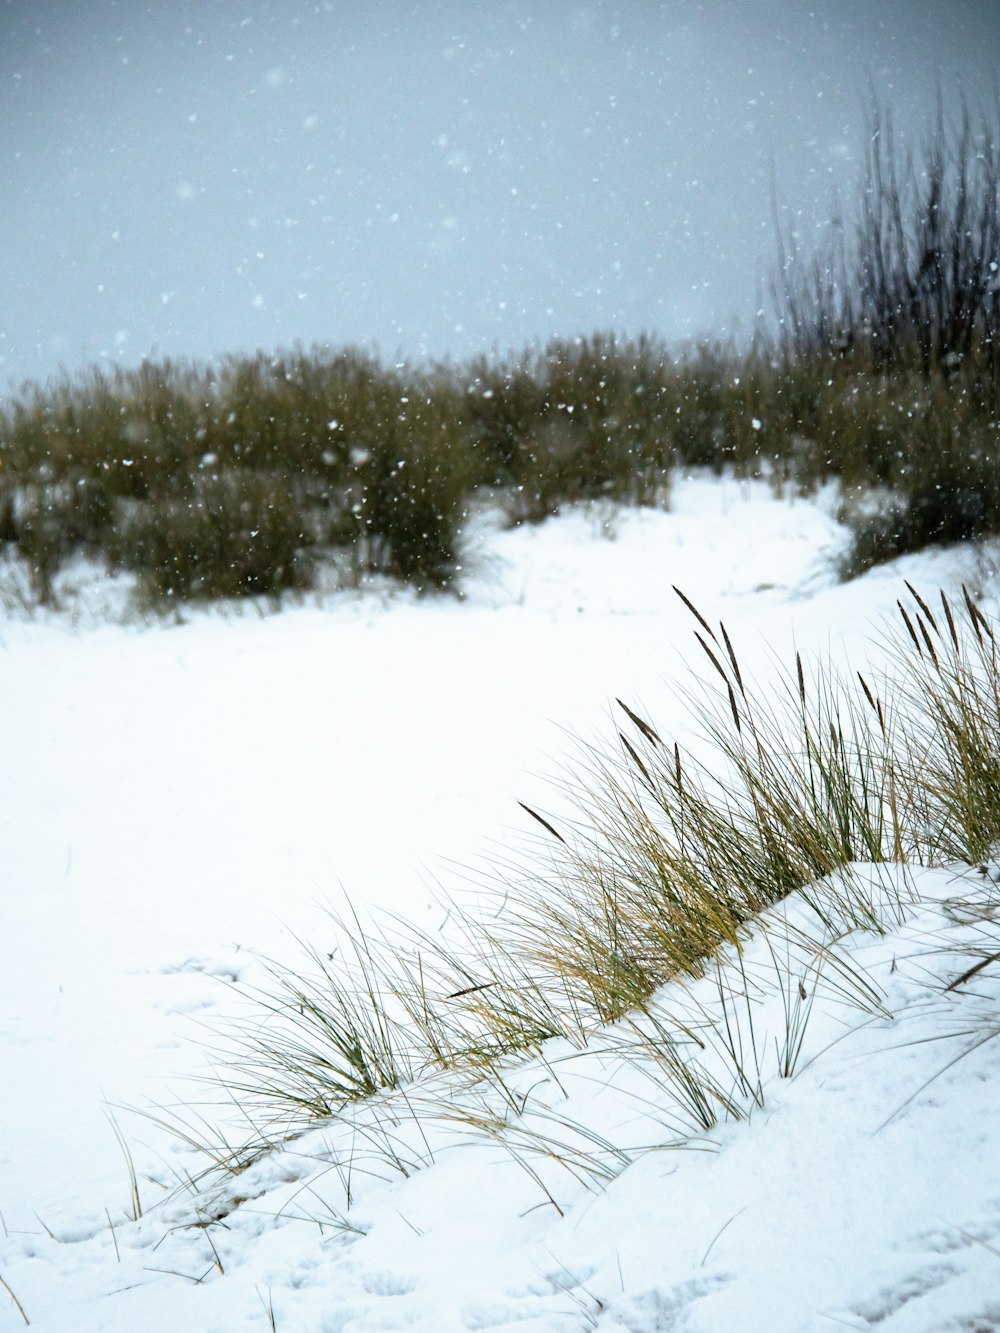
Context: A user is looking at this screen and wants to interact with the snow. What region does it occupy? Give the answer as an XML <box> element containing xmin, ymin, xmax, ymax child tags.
<box><xmin>1</xmin><ymin>475</ymin><xmax>999</xmax><ymax>1331</ymax></box>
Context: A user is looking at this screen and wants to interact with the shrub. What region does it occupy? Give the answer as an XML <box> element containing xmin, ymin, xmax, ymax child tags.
<box><xmin>0</xmin><ymin>349</ymin><xmax>476</xmax><ymax>603</ymax></box>
<box><xmin>836</xmin><ymin>386</ymin><xmax>1000</xmax><ymax>572</ymax></box>
<box><xmin>531</xmin><ymin>333</ymin><xmax>674</xmax><ymax>508</ymax></box>
<box><xmin>464</xmin><ymin>334</ymin><xmax>677</xmax><ymax>525</ymax></box>
<box><xmin>760</xmin><ymin>90</ymin><xmax>1000</xmax><ymax>570</ymax></box>
<box><xmin>3</xmin><ymin>84</ymin><xmax>1000</xmax><ymax>613</ymax></box>
<box><xmin>463</xmin><ymin>350</ymin><xmax>547</xmax><ymax>486</ymax></box>
<box><xmin>772</xmin><ymin>91</ymin><xmax>1000</xmax><ymax>401</ymax></box>
<box><xmin>119</xmin><ymin>471</ymin><xmax>311</xmax><ymax>603</ymax></box>
<box><xmin>348</xmin><ymin>378</ymin><xmax>472</xmax><ymax>589</ymax></box>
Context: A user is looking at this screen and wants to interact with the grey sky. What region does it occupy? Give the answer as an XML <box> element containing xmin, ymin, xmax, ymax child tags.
<box><xmin>0</xmin><ymin>0</ymin><xmax>997</xmax><ymax>390</ymax></box>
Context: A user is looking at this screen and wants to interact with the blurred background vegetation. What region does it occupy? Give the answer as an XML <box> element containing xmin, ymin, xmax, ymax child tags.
<box><xmin>0</xmin><ymin>95</ymin><xmax>997</xmax><ymax>609</ymax></box>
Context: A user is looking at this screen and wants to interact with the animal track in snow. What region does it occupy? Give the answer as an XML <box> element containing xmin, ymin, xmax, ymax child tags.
<box><xmin>851</xmin><ymin>1261</ymin><xmax>959</xmax><ymax>1324</ymax></box>
<box><xmin>607</xmin><ymin>1273</ymin><xmax>730</xmax><ymax>1332</ymax></box>
<box><xmin>361</xmin><ymin>1269</ymin><xmax>419</xmax><ymax>1297</ymax></box>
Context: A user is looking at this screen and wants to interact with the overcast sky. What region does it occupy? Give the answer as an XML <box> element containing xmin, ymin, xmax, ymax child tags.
<box><xmin>0</xmin><ymin>0</ymin><xmax>997</xmax><ymax>390</ymax></box>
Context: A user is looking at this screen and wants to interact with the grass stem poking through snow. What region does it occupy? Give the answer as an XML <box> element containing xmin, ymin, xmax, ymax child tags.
<box><xmin>170</xmin><ymin>588</ymin><xmax>1000</xmax><ymax>1201</ymax></box>
<box><xmin>0</xmin><ymin>1273</ymin><xmax>29</xmax><ymax>1326</ymax></box>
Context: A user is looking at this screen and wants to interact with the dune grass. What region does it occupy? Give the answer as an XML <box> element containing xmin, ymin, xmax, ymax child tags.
<box><xmin>161</xmin><ymin>587</ymin><xmax>999</xmax><ymax>1208</ymax></box>
<box><xmin>2</xmin><ymin>91</ymin><xmax>999</xmax><ymax>611</ymax></box>
<box><xmin>1</xmin><ymin>97</ymin><xmax>996</xmax><ymax>609</ymax></box>
<box><xmin>2</xmin><ymin>325</ymin><xmax>998</xmax><ymax>613</ymax></box>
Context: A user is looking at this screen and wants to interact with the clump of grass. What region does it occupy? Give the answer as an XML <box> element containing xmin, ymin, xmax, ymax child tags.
<box><xmin>119</xmin><ymin>471</ymin><xmax>312</xmax><ymax>603</ymax></box>
<box><xmin>209</xmin><ymin>923</ymin><xmax>416</xmax><ymax>1133</ymax></box>
<box><xmin>890</xmin><ymin>585</ymin><xmax>1000</xmax><ymax>863</ymax></box>
<box><xmin>204</xmin><ymin>903</ymin><xmax>587</xmax><ymax>1148</ymax></box>
<box><xmin>184</xmin><ymin>588</ymin><xmax>1000</xmax><ymax>1180</ymax></box>
<box><xmin>486</xmin><ymin>587</ymin><xmax>1000</xmax><ymax>1026</ymax></box>
<box><xmin>2</xmin><ymin>92</ymin><xmax>1000</xmax><ymax>606</ymax></box>
<box><xmin>0</xmin><ymin>336</ymin><xmax>686</xmax><ymax>610</ymax></box>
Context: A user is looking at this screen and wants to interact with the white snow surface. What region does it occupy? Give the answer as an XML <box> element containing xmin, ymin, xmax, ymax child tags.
<box><xmin>1</xmin><ymin>474</ymin><xmax>999</xmax><ymax>1331</ymax></box>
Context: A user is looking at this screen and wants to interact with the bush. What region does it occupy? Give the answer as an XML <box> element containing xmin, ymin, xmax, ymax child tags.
<box><xmin>2</xmin><ymin>84</ymin><xmax>1000</xmax><ymax>612</ymax></box>
<box><xmin>0</xmin><ymin>338</ymin><xmax>680</xmax><ymax>607</ymax></box>
<box><xmin>346</xmin><ymin>375</ymin><xmax>472</xmax><ymax>589</ymax></box>
<box><xmin>463</xmin><ymin>334</ymin><xmax>678</xmax><ymax>525</ymax></box>
<box><xmin>119</xmin><ymin>472</ymin><xmax>311</xmax><ymax>603</ymax></box>
<box><xmin>833</xmin><ymin>385</ymin><xmax>1000</xmax><ymax>573</ymax></box>
<box><xmin>772</xmin><ymin>92</ymin><xmax>1000</xmax><ymax>401</ymax></box>
<box><xmin>758</xmin><ymin>89</ymin><xmax>1000</xmax><ymax>570</ymax></box>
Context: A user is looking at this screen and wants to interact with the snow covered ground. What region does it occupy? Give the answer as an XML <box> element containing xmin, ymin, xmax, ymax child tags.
<box><xmin>1</xmin><ymin>474</ymin><xmax>998</xmax><ymax>1332</ymax></box>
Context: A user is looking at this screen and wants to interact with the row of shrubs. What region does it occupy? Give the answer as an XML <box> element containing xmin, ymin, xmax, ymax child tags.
<box><xmin>2</xmin><ymin>92</ymin><xmax>998</xmax><ymax>608</ymax></box>
<box><xmin>0</xmin><ymin>336</ymin><xmax>682</xmax><ymax>606</ymax></box>
<box><xmin>1</xmin><ymin>332</ymin><xmax>997</xmax><ymax>607</ymax></box>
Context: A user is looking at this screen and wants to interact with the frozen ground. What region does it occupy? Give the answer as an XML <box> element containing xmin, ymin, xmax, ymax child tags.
<box><xmin>1</xmin><ymin>474</ymin><xmax>998</xmax><ymax>1331</ymax></box>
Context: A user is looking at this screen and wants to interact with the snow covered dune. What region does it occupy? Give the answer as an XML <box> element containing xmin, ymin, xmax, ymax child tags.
<box><xmin>1</xmin><ymin>477</ymin><xmax>998</xmax><ymax>1331</ymax></box>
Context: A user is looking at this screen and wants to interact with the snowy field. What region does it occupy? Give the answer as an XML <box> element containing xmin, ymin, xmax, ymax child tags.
<box><xmin>1</xmin><ymin>474</ymin><xmax>999</xmax><ymax>1332</ymax></box>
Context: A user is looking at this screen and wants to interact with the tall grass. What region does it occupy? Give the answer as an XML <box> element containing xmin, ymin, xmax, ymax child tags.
<box><xmin>489</xmin><ymin>592</ymin><xmax>914</xmax><ymax>1025</ymax></box>
<box><xmin>0</xmin><ymin>337</ymin><xmax>682</xmax><ymax>609</ymax></box>
<box><xmin>4</xmin><ymin>329</ymin><xmax>996</xmax><ymax>609</ymax></box>
<box><xmin>768</xmin><ymin>89</ymin><xmax>1000</xmax><ymax>567</ymax></box>
<box><xmin>772</xmin><ymin>93</ymin><xmax>1000</xmax><ymax>397</ymax></box>
<box><xmin>1</xmin><ymin>93</ymin><xmax>998</xmax><ymax>607</ymax></box>
<box><xmin>0</xmin><ymin>351</ymin><xmax>484</xmax><ymax>603</ymax></box>
<box><xmin>185</xmin><ymin>588</ymin><xmax>1000</xmax><ymax>1177</ymax></box>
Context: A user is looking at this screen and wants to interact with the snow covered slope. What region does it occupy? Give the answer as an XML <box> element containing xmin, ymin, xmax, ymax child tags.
<box><xmin>1</xmin><ymin>476</ymin><xmax>997</xmax><ymax>1331</ymax></box>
